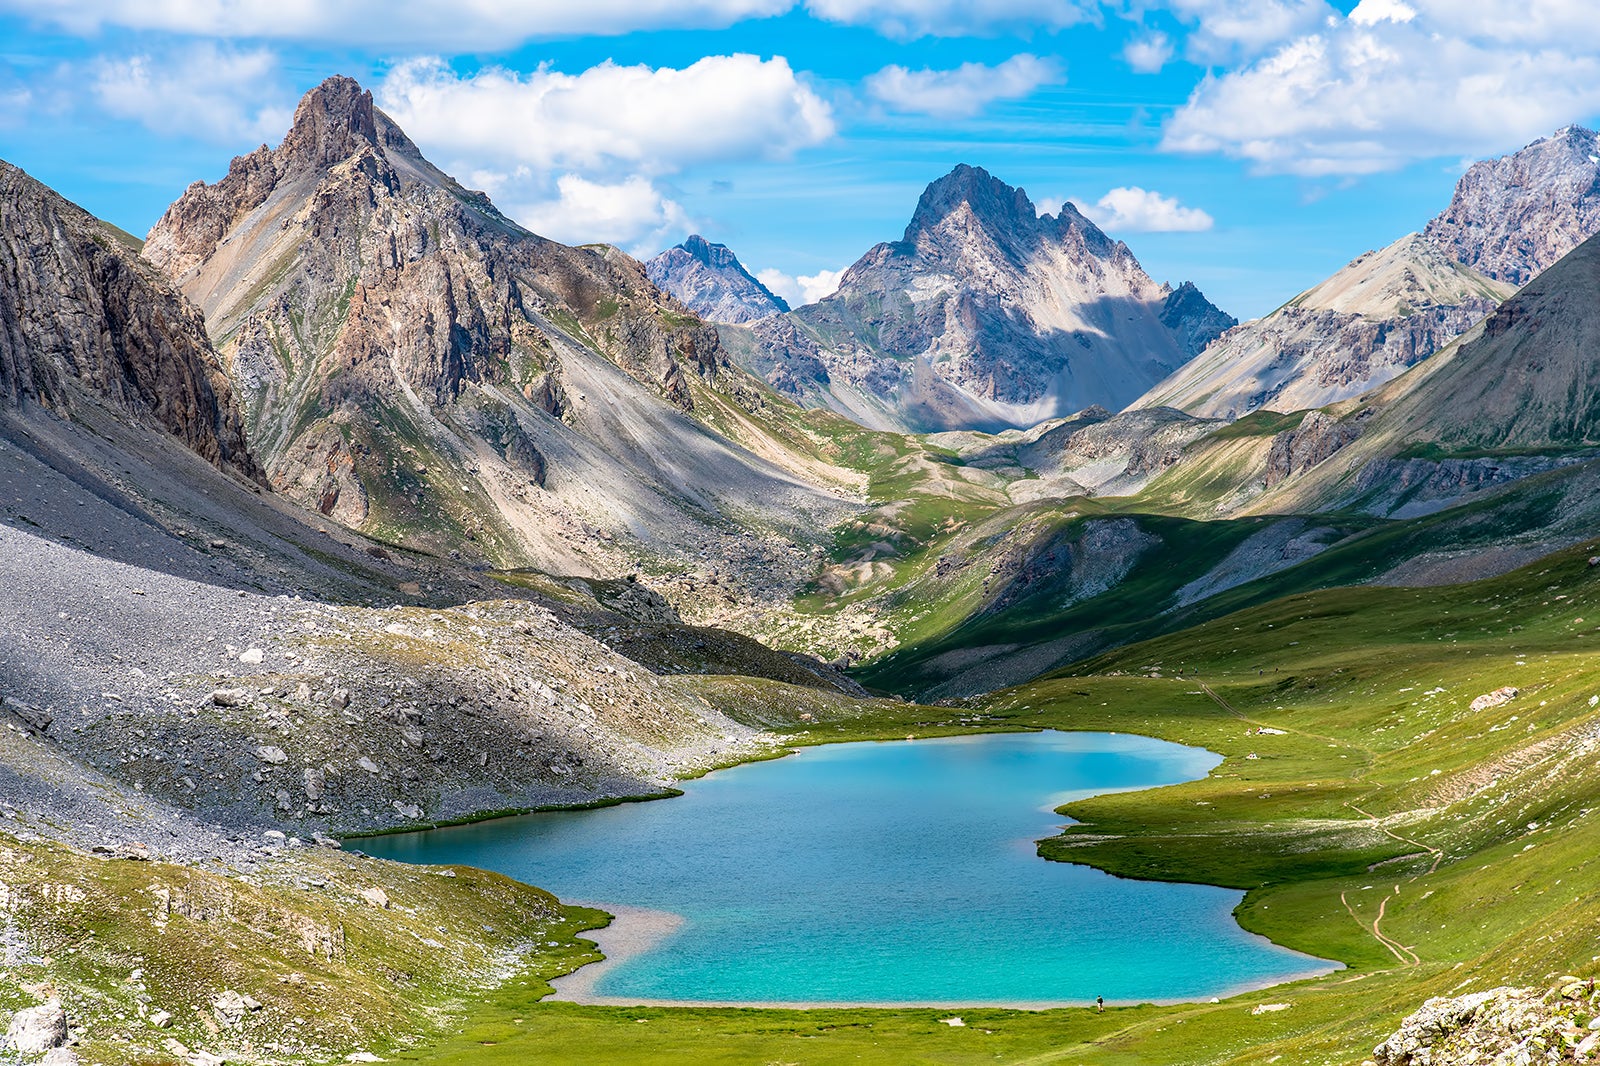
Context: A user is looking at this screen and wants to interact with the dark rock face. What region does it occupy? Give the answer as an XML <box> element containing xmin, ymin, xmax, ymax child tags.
<box><xmin>1161</xmin><ymin>281</ymin><xmax>1239</xmax><ymax>359</ymax></box>
<box><xmin>0</xmin><ymin>161</ymin><xmax>260</xmax><ymax>479</ymax></box>
<box><xmin>1264</xmin><ymin>410</ymin><xmax>1367</xmax><ymax>488</ymax></box>
<box><xmin>1424</xmin><ymin>125</ymin><xmax>1600</xmax><ymax>286</ymax></box>
<box><xmin>741</xmin><ymin>163</ymin><xmax>1232</xmax><ymax>432</ymax></box>
<box><xmin>645</xmin><ymin>235</ymin><xmax>789</xmax><ymax>324</ymax></box>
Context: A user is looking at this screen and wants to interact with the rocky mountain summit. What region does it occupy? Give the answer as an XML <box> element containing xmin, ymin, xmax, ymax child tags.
<box><xmin>645</xmin><ymin>234</ymin><xmax>789</xmax><ymax>324</ymax></box>
<box><xmin>733</xmin><ymin>164</ymin><xmax>1233</xmax><ymax>432</ymax></box>
<box><xmin>0</xmin><ymin>161</ymin><xmax>258</xmax><ymax>478</ymax></box>
<box><xmin>1425</xmin><ymin>124</ymin><xmax>1600</xmax><ymax>286</ymax></box>
<box><xmin>143</xmin><ymin>76</ymin><xmax>851</xmax><ymax>579</ymax></box>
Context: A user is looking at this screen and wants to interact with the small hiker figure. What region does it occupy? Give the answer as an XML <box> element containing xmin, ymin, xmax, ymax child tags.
<box><xmin>1096</xmin><ymin>995</ymin><xmax>1104</xmax><ymax>1013</ymax></box>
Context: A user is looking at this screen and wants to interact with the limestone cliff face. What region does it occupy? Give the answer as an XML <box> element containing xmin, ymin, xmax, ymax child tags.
<box><xmin>645</xmin><ymin>235</ymin><xmax>789</xmax><ymax>324</ymax></box>
<box><xmin>1135</xmin><ymin>234</ymin><xmax>1514</xmax><ymax>420</ymax></box>
<box><xmin>144</xmin><ymin>76</ymin><xmax>841</xmax><ymax>573</ymax></box>
<box><xmin>1424</xmin><ymin>125</ymin><xmax>1600</xmax><ymax>286</ymax></box>
<box><xmin>0</xmin><ymin>160</ymin><xmax>259</xmax><ymax>479</ymax></box>
<box><xmin>738</xmin><ymin>164</ymin><xmax>1233</xmax><ymax>433</ymax></box>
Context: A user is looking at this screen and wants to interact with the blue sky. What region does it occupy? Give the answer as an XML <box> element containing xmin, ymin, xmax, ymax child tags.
<box><xmin>3</xmin><ymin>1</ymin><xmax>1600</xmax><ymax>318</ymax></box>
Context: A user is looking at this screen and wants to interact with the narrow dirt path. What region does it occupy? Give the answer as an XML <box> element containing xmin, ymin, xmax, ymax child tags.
<box><xmin>1349</xmin><ymin>802</ymin><xmax>1446</xmax><ymax>875</ymax></box>
<box><xmin>1341</xmin><ymin>888</ymin><xmax>1417</xmax><ymax>966</ymax></box>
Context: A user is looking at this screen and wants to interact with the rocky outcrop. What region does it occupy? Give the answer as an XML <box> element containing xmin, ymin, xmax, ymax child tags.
<box><xmin>981</xmin><ymin>516</ymin><xmax>1160</xmax><ymax>615</ymax></box>
<box><xmin>1373</xmin><ymin>981</ymin><xmax>1600</xmax><ymax>1064</ymax></box>
<box><xmin>1264</xmin><ymin>410</ymin><xmax>1366</xmax><ymax>487</ymax></box>
<box><xmin>0</xmin><ymin>161</ymin><xmax>259</xmax><ymax>479</ymax></box>
<box><xmin>646</xmin><ymin>235</ymin><xmax>789</xmax><ymax>324</ymax></box>
<box><xmin>144</xmin><ymin>75</ymin><xmax>846</xmax><ymax>574</ymax></box>
<box><xmin>1160</xmin><ymin>280</ymin><xmax>1237</xmax><ymax>359</ymax></box>
<box><xmin>1424</xmin><ymin>125</ymin><xmax>1600</xmax><ymax>286</ymax></box>
<box><xmin>4</xmin><ymin>998</ymin><xmax>68</xmax><ymax>1054</ymax></box>
<box><xmin>738</xmin><ymin>164</ymin><xmax>1232</xmax><ymax>432</ymax></box>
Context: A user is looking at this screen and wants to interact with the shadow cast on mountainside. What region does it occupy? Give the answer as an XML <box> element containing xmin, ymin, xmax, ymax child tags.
<box><xmin>0</xmin><ymin>400</ymin><xmax>490</xmax><ymax>608</ymax></box>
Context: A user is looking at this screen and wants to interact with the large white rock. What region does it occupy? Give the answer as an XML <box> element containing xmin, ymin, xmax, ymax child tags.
<box><xmin>6</xmin><ymin>999</ymin><xmax>68</xmax><ymax>1053</ymax></box>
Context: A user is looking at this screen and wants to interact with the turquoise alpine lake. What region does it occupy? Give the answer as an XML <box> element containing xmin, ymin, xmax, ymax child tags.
<box><xmin>360</xmin><ymin>730</ymin><xmax>1337</xmax><ymax>1005</ymax></box>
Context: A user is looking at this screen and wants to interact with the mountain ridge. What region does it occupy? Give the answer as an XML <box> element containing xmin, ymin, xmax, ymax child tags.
<box><xmin>1132</xmin><ymin>127</ymin><xmax>1600</xmax><ymax>423</ymax></box>
<box><xmin>142</xmin><ymin>75</ymin><xmax>856</xmax><ymax>590</ymax></box>
<box><xmin>727</xmin><ymin>163</ymin><xmax>1234</xmax><ymax>433</ymax></box>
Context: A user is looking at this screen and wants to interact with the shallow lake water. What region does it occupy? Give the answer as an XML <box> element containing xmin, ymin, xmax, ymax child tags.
<box><xmin>360</xmin><ymin>730</ymin><xmax>1336</xmax><ymax>1005</ymax></box>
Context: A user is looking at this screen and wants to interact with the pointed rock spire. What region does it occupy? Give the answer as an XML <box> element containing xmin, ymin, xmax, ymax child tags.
<box><xmin>279</xmin><ymin>75</ymin><xmax>381</xmax><ymax>172</ymax></box>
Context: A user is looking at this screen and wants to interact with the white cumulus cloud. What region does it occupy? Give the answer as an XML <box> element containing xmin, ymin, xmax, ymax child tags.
<box><xmin>90</xmin><ymin>43</ymin><xmax>294</xmax><ymax>143</ymax></box>
<box><xmin>1123</xmin><ymin>32</ymin><xmax>1175</xmax><ymax>74</ymax></box>
<box><xmin>513</xmin><ymin>174</ymin><xmax>690</xmax><ymax>249</ymax></box>
<box><xmin>1161</xmin><ymin>3</ymin><xmax>1600</xmax><ymax>176</ymax></box>
<box><xmin>378</xmin><ymin>55</ymin><xmax>833</xmax><ymax>176</ymax></box>
<box><xmin>1348</xmin><ymin>0</ymin><xmax>1416</xmax><ymax>25</ymax></box>
<box><xmin>4</xmin><ymin>0</ymin><xmax>1118</xmax><ymax>43</ymax></box>
<box><xmin>375</xmin><ymin>54</ymin><xmax>833</xmax><ymax>247</ymax></box>
<box><xmin>756</xmin><ymin>266</ymin><xmax>847</xmax><ymax>307</ymax></box>
<box><xmin>90</xmin><ymin>44</ymin><xmax>297</xmax><ymax>144</ymax></box>
<box><xmin>2</xmin><ymin>0</ymin><xmax>794</xmax><ymax>49</ymax></box>
<box><xmin>1075</xmin><ymin>187</ymin><xmax>1214</xmax><ymax>232</ymax></box>
<box><xmin>803</xmin><ymin>0</ymin><xmax>1097</xmax><ymax>37</ymax></box>
<box><xmin>1162</xmin><ymin>0</ymin><xmax>1334</xmax><ymax>62</ymax></box>
<box><xmin>864</xmin><ymin>55</ymin><xmax>1061</xmax><ymax>118</ymax></box>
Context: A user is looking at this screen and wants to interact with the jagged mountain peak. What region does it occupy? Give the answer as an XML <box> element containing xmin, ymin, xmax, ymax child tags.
<box><xmin>280</xmin><ymin>74</ymin><xmax>381</xmax><ymax>171</ymax></box>
<box><xmin>679</xmin><ymin>234</ymin><xmax>737</xmax><ymax>268</ymax></box>
<box><xmin>736</xmin><ymin>163</ymin><xmax>1233</xmax><ymax>432</ymax></box>
<box><xmin>1424</xmin><ymin>124</ymin><xmax>1600</xmax><ymax>286</ymax></box>
<box><xmin>139</xmin><ymin>83</ymin><xmax>851</xmax><ymax>578</ymax></box>
<box><xmin>902</xmin><ymin>164</ymin><xmax>1119</xmax><ymax>263</ymax></box>
<box><xmin>646</xmin><ymin>235</ymin><xmax>789</xmax><ymax>323</ymax></box>
<box><xmin>906</xmin><ymin>164</ymin><xmax>1038</xmax><ymax>236</ymax></box>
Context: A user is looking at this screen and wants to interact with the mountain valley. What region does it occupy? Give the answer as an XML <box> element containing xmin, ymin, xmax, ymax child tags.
<box><xmin>5</xmin><ymin>74</ymin><xmax>1600</xmax><ymax>1066</ymax></box>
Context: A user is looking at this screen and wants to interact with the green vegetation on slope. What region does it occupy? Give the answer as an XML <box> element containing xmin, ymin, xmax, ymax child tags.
<box><xmin>383</xmin><ymin>537</ymin><xmax>1600</xmax><ymax>1065</ymax></box>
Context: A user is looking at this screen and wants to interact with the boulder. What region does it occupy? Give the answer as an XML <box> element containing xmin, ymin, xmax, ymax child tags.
<box><xmin>211</xmin><ymin>989</ymin><xmax>261</xmax><ymax>1027</ymax></box>
<box><xmin>5</xmin><ymin>999</ymin><xmax>68</xmax><ymax>1052</ymax></box>
<box><xmin>1469</xmin><ymin>686</ymin><xmax>1518</xmax><ymax>712</ymax></box>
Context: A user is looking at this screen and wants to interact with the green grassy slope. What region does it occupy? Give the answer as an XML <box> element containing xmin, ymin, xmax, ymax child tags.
<box><xmin>851</xmin><ymin>454</ymin><xmax>1600</xmax><ymax>701</ymax></box>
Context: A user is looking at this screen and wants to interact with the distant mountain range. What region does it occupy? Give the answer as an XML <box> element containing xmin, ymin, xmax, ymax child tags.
<box><xmin>710</xmin><ymin>164</ymin><xmax>1235</xmax><ymax>433</ymax></box>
